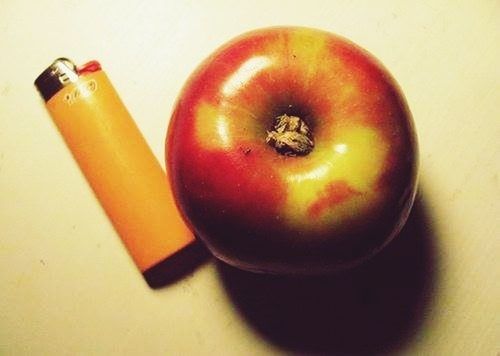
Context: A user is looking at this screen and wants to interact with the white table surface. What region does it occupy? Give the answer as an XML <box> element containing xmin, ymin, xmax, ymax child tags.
<box><xmin>1</xmin><ymin>1</ymin><xmax>498</xmax><ymax>354</ymax></box>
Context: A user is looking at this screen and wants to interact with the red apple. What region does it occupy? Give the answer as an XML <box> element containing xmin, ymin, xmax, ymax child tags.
<box><xmin>166</xmin><ymin>27</ymin><xmax>418</xmax><ymax>274</ymax></box>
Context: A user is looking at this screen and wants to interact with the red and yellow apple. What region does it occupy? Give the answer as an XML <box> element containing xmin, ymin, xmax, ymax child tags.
<box><xmin>166</xmin><ymin>27</ymin><xmax>418</xmax><ymax>274</ymax></box>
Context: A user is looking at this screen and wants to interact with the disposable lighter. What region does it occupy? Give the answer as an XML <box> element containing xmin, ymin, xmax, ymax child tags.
<box><xmin>35</xmin><ymin>58</ymin><xmax>200</xmax><ymax>288</ymax></box>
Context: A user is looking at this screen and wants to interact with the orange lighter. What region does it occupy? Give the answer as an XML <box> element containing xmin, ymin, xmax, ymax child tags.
<box><xmin>35</xmin><ymin>58</ymin><xmax>202</xmax><ymax>288</ymax></box>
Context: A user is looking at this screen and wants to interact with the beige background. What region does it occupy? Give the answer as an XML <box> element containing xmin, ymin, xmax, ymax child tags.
<box><xmin>1</xmin><ymin>0</ymin><xmax>499</xmax><ymax>354</ymax></box>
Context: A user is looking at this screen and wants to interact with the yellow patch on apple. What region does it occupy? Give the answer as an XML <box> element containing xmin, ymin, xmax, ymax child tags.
<box><xmin>283</xmin><ymin>124</ymin><xmax>389</xmax><ymax>234</ymax></box>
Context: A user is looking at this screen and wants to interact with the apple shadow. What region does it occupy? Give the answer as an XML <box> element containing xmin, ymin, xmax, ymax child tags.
<box><xmin>217</xmin><ymin>191</ymin><xmax>438</xmax><ymax>354</ymax></box>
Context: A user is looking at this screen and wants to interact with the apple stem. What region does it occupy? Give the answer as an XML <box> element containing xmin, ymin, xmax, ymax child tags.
<box><xmin>266</xmin><ymin>114</ymin><xmax>314</xmax><ymax>156</ymax></box>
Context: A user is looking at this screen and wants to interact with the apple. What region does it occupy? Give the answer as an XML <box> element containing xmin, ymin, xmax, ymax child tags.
<box><xmin>166</xmin><ymin>27</ymin><xmax>418</xmax><ymax>274</ymax></box>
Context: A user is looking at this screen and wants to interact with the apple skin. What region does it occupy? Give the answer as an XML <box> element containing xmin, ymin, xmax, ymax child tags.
<box><xmin>166</xmin><ymin>27</ymin><xmax>418</xmax><ymax>274</ymax></box>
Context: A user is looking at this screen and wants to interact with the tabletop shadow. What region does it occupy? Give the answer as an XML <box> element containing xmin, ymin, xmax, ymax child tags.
<box><xmin>217</xmin><ymin>191</ymin><xmax>438</xmax><ymax>354</ymax></box>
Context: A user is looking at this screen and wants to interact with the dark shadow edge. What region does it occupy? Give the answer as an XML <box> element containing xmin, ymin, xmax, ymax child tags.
<box><xmin>143</xmin><ymin>239</ymin><xmax>211</xmax><ymax>289</ymax></box>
